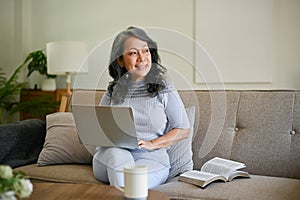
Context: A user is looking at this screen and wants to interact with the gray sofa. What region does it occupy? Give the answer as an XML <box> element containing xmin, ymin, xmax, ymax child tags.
<box><xmin>7</xmin><ymin>90</ymin><xmax>300</xmax><ymax>200</ymax></box>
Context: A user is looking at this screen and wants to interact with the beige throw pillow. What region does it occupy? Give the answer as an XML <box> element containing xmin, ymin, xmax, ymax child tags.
<box><xmin>37</xmin><ymin>112</ymin><xmax>92</xmax><ymax>166</ymax></box>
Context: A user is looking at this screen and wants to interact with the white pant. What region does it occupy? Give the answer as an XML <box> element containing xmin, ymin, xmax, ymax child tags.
<box><xmin>93</xmin><ymin>147</ymin><xmax>169</xmax><ymax>189</ymax></box>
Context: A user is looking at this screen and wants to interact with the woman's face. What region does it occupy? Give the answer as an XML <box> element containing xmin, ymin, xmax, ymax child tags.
<box><xmin>119</xmin><ymin>36</ymin><xmax>152</xmax><ymax>81</ymax></box>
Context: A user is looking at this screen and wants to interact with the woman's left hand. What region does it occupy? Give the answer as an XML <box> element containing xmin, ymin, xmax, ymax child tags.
<box><xmin>138</xmin><ymin>139</ymin><xmax>156</xmax><ymax>150</ymax></box>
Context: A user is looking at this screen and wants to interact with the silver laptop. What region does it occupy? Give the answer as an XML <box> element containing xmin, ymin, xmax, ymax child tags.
<box><xmin>72</xmin><ymin>104</ymin><xmax>139</xmax><ymax>149</ymax></box>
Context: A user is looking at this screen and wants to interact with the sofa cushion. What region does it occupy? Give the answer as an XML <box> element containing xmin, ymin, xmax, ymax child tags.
<box><xmin>167</xmin><ymin>106</ymin><xmax>195</xmax><ymax>178</ymax></box>
<box><xmin>0</xmin><ymin>119</ymin><xmax>46</xmax><ymax>168</ymax></box>
<box><xmin>37</xmin><ymin>112</ymin><xmax>92</xmax><ymax>166</ymax></box>
<box><xmin>14</xmin><ymin>164</ymin><xmax>101</xmax><ymax>184</ymax></box>
<box><xmin>155</xmin><ymin>175</ymin><xmax>300</xmax><ymax>200</ymax></box>
<box><xmin>231</xmin><ymin>92</ymin><xmax>299</xmax><ymax>178</ymax></box>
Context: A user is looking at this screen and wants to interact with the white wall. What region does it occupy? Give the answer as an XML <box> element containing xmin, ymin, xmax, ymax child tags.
<box><xmin>1</xmin><ymin>0</ymin><xmax>300</xmax><ymax>90</ymax></box>
<box><xmin>0</xmin><ymin>0</ymin><xmax>31</xmax><ymax>82</ymax></box>
<box><xmin>0</xmin><ymin>0</ymin><xmax>16</xmax><ymax>77</ymax></box>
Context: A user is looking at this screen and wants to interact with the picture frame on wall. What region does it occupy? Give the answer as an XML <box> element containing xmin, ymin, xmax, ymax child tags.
<box><xmin>194</xmin><ymin>0</ymin><xmax>273</xmax><ymax>84</ymax></box>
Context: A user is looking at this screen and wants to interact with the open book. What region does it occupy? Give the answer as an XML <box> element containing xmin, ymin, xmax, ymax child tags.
<box><xmin>178</xmin><ymin>157</ymin><xmax>250</xmax><ymax>188</ymax></box>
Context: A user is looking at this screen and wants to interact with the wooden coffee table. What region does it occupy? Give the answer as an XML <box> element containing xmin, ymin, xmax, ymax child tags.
<box><xmin>28</xmin><ymin>182</ymin><xmax>169</xmax><ymax>200</ymax></box>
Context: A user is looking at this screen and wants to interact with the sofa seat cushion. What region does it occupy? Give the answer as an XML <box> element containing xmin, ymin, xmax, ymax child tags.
<box><xmin>154</xmin><ymin>175</ymin><xmax>300</xmax><ymax>200</ymax></box>
<box><xmin>14</xmin><ymin>164</ymin><xmax>102</xmax><ymax>185</ymax></box>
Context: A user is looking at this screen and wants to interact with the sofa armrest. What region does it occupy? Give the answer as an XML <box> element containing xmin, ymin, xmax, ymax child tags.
<box><xmin>0</xmin><ymin>119</ymin><xmax>46</xmax><ymax>168</ymax></box>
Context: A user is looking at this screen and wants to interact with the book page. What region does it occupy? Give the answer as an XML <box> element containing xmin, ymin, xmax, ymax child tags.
<box><xmin>201</xmin><ymin>157</ymin><xmax>246</xmax><ymax>179</ymax></box>
<box><xmin>228</xmin><ymin>170</ymin><xmax>250</xmax><ymax>182</ymax></box>
<box><xmin>180</xmin><ymin>170</ymin><xmax>222</xmax><ymax>181</ymax></box>
<box><xmin>179</xmin><ymin>170</ymin><xmax>227</xmax><ymax>188</ymax></box>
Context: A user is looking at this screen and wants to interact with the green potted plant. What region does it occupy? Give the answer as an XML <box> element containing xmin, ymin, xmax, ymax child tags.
<box><xmin>0</xmin><ymin>66</ymin><xmax>59</xmax><ymax>124</ymax></box>
<box><xmin>25</xmin><ymin>50</ymin><xmax>56</xmax><ymax>91</ymax></box>
<box><xmin>0</xmin><ymin>51</ymin><xmax>60</xmax><ymax>125</ymax></box>
<box><xmin>0</xmin><ymin>65</ymin><xmax>26</xmax><ymax>124</ymax></box>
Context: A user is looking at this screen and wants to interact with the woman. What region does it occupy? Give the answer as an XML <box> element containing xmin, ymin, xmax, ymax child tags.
<box><xmin>93</xmin><ymin>26</ymin><xmax>190</xmax><ymax>188</ymax></box>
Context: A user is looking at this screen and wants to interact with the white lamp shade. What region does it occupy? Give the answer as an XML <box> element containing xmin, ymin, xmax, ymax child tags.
<box><xmin>47</xmin><ymin>41</ymin><xmax>88</xmax><ymax>75</ymax></box>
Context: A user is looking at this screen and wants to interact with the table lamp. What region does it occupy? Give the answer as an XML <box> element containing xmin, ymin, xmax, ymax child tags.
<box><xmin>47</xmin><ymin>41</ymin><xmax>88</xmax><ymax>112</ymax></box>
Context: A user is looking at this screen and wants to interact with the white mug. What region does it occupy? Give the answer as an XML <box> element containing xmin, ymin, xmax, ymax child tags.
<box><xmin>114</xmin><ymin>165</ymin><xmax>148</xmax><ymax>200</ymax></box>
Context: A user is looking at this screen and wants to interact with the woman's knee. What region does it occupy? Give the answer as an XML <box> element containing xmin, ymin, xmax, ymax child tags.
<box><xmin>94</xmin><ymin>147</ymin><xmax>134</xmax><ymax>168</ymax></box>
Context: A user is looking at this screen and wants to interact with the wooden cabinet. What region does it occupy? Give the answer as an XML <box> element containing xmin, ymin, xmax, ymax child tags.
<box><xmin>20</xmin><ymin>89</ymin><xmax>67</xmax><ymax>120</ymax></box>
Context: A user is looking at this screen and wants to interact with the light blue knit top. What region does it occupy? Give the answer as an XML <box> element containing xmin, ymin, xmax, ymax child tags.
<box><xmin>100</xmin><ymin>80</ymin><xmax>190</xmax><ymax>167</ymax></box>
